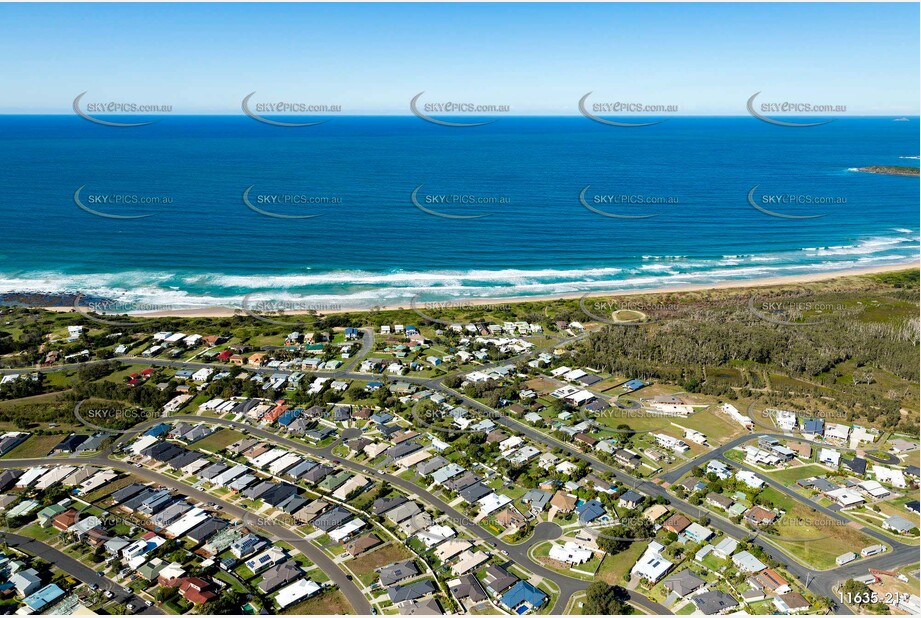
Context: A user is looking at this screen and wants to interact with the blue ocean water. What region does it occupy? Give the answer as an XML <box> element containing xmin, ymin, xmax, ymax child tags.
<box><xmin>0</xmin><ymin>115</ymin><xmax>917</xmax><ymax>310</ymax></box>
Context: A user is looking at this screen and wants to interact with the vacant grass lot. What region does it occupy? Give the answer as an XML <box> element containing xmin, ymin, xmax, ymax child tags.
<box><xmin>193</xmin><ymin>428</ymin><xmax>246</xmax><ymax>453</ymax></box>
<box><xmin>1</xmin><ymin>434</ymin><xmax>63</xmax><ymax>458</ymax></box>
<box><xmin>596</xmin><ymin>541</ymin><xmax>648</xmax><ymax>585</ymax></box>
<box><xmin>345</xmin><ymin>543</ymin><xmax>415</xmax><ymax>586</ymax></box>
<box><xmin>763</xmin><ymin>464</ymin><xmax>831</xmax><ymax>485</ymax></box>
<box><xmin>281</xmin><ymin>589</ymin><xmax>352</xmax><ymax>615</ymax></box>
<box><xmin>761</xmin><ymin>487</ymin><xmax>881</xmax><ymax>569</ymax></box>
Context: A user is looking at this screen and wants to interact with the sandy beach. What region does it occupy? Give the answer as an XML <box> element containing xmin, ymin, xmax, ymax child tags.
<box><xmin>37</xmin><ymin>261</ymin><xmax>918</xmax><ymax>319</ymax></box>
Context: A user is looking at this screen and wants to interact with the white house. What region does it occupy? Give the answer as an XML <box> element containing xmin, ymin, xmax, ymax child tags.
<box><xmin>631</xmin><ymin>541</ymin><xmax>673</xmax><ymax>582</ymax></box>
<box><xmin>818</xmin><ymin>448</ymin><xmax>841</xmax><ymax>467</ymax></box>
<box><xmin>773</xmin><ymin>409</ymin><xmax>797</xmax><ymax>432</ymax></box>
<box><xmin>721</xmin><ymin>403</ymin><xmax>754</xmax><ymax>429</ymax></box>
<box><xmin>548</xmin><ymin>542</ymin><xmax>593</xmax><ymax>565</ymax></box>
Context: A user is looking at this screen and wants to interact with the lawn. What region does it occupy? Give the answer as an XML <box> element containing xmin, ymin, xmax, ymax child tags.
<box><xmin>83</xmin><ymin>474</ymin><xmax>142</xmax><ymax>503</ymax></box>
<box><xmin>763</xmin><ymin>464</ymin><xmax>830</xmax><ymax>485</ymax></box>
<box><xmin>346</xmin><ymin>543</ymin><xmax>415</xmax><ymax>586</ymax></box>
<box><xmin>281</xmin><ymin>589</ymin><xmax>352</xmax><ymax>614</ymax></box>
<box><xmin>16</xmin><ymin>522</ymin><xmax>63</xmax><ymax>542</ymax></box>
<box><xmin>877</xmin><ymin>496</ymin><xmax>921</xmax><ymax>527</ymax></box>
<box><xmin>1</xmin><ymin>434</ymin><xmax>64</xmax><ymax>459</ymax></box>
<box><xmin>193</xmin><ymin>428</ymin><xmax>245</xmax><ymax>453</ymax></box>
<box><xmin>760</xmin><ymin>487</ymin><xmax>882</xmax><ymax>569</ymax></box>
<box><xmin>596</xmin><ymin>541</ymin><xmax>648</xmax><ymax>585</ymax></box>
<box><xmin>680</xmin><ymin>407</ymin><xmax>746</xmax><ymax>443</ymax></box>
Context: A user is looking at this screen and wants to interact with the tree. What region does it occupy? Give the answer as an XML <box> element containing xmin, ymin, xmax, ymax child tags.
<box><xmin>596</xmin><ymin>527</ymin><xmax>631</xmax><ymax>554</ymax></box>
<box><xmin>583</xmin><ymin>582</ymin><xmax>630</xmax><ymax>615</ymax></box>
<box><xmin>205</xmin><ymin>590</ymin><xmax>245</xmax><ymax>614</ymax></box>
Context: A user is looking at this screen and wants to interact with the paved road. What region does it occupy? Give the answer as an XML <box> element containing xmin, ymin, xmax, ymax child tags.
<box><xmin>425</xmin><ymin>385</ymin><xmax>880</xmax><ymax>612</ymax></box>
<box><xmin>661</xmin><ymin>430</ymin><xmax>878</xmax><ymax>485</ymax></box>
<box><xmin>715</xmin><ymin>453</ymin><xmax>910</xmax><ymax>551</ymax></box>
<box><xmin>0</xmin><ymin>457</ymin><xmax>371</xmax><ymax>615</ymax></box>
<box><xmin>1</xmin><ymin>532</ymin><xmax>163</xmax><ymax>615</ymax></box>
<box><xmin>2</xmin><ymin>334</ymin><xmax>915</xmax><ymax>612</ymax></box>
<box><xmin>126</xmin><ymin>415</ymin><xmax>635</xmax><ymax>614</ymax></box>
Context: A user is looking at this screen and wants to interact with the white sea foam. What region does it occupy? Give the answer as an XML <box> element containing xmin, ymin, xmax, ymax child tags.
<box><xmin>1</xmin><ymin>242</ymin><xmax>916</xmax><ymax>310</ymax></box>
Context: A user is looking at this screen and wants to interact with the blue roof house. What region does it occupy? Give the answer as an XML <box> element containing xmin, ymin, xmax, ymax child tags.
<box><xmin>803</xmin><ymin>418</ymin><xmax>825</xmax><ymax>434</ymax></box>
<box><xmin>500</xmin><ymin>581</ymin><xmax>547</xmax><ymax>613</ymax></box>
<box><xmin>576</xmin><ymin>499</ymin><xmax>606</xmax><ymax>524</ymax></box>
<box><xmin>144</xmin><ymin>423</ymin><xmax>171</xmax><ymax>437</ymax></box>
<box><xmin>23</xmin><ymin>584</ymin><xmax>65</xmax><ymax>612</ymax></box>
<box><xmin>624</xmin><ymin>379</ymin><xmax>645</xmax><ymax>391</ymax></box>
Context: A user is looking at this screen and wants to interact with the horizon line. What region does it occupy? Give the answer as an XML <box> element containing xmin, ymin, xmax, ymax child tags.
<box><xmin>1</xmin><ymin>112</ymin><xmax>918</xmax><ymax>118</ymax></box>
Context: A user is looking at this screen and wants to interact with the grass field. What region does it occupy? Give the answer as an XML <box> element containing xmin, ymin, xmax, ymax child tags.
<box><xmin>345</xmin><ymin>543</ymin><xmax>415</xmax><ymax>586</ymax></box>
<box><xmin>193</xmin><ymin>428</ymin><xmax>245</xmax><ymax>453</ymax></box>
<box><xmin>681</xmin><ymin>407</ymin><xmax>747</xmax><ymax>443</ymax></box>
<box><xmin>1</xmin><ymin>434</ymin><xmax>63</xmax><ymax>458</ymax></box>
<box><xmin>281</xmin><ymin>589</ymin><xmax>352</xmax><ymax>615</ymax></box>
<box><xmin>596</xmin><ymin>406</ymin><xmax>744</xmax><ymax>446</ymax></box>
<box><xmin>877</xmin><ymin>495</ymin><xmax>921</xmax><ymax>527</ymax></box>
<box><xmin>760</xmin><ymin>486</ymin><xmax>881</xmax><ymax>569</ymax></box>
<box><xmin>763</xmin><ymin>464</ymin><xmax>830</xmax><ymax>485</ymax></box>
<box><xmin>83</xmin><ymin>474</ymin><xmax>142</xmax><ymax>503</ymax></box>
<box><xmin>0</xmin><ymin>391</ymin><xmax>82</xmax><ymax>432</ymax></box>
<box><xmin>596</xmin><ymin>541</ymin><xmax>648</xmax><ymax>585</ymax></box>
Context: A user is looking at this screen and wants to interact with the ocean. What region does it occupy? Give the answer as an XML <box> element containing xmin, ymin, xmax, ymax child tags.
<box><xmin>0</xmin><ymin>115</ymin><xmax>917</xmax><ymax>311</ymax></box>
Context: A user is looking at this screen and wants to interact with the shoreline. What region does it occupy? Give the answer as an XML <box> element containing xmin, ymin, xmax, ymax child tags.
<box><xmin>36</xmin><ymin>261</ymin><xmax>919</xmax><ymax>318</ymax></box>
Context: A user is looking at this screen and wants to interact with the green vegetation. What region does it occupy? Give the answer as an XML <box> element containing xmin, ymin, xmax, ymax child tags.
<box><xmin>193</xmin><ymin>428</ymin><xmax>245</xmax><ymax>453</ymax></box>
<box><xmin>763</xmin><ymin>464</ymin><xmax>829</xmax><ymax>485</ymax></box>
<box><xmin>581</xmin><ymin>582</ymin><xmax>632</xmax><ymax>615</ymax></box>
<box><xmin>1</xmin><ymin>434</ymin><xmax>62</xmax><ymax>458</ymax></box>
<box><xmin>856</xmin><ymin>165</ymin><xmax>920</xmax><ymax>176</ymax></box>
<box><xmin>571</xmin><ymin>272</ymin><xmax>920</xmax><ymax>433</ymax></box>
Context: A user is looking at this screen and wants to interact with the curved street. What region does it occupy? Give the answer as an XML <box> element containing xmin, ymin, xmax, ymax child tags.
<box><xmin>0</xmin><ymin>328</ymin><xmax>916</xmax><ymax>614</ymax></box>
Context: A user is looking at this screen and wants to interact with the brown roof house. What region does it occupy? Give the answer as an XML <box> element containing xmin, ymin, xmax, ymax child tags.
<box><xmin>550</xmin><ymin>491</ymin><xmax>577</xmax><ymax>513</ymax></box>
<box><xmin>52</xmin><ymin>509</ymin><xmax>79</xmax><ymax>532</ymax></box>
<box><xmin>662</xmin><ymin>514</ymin><xmax>692</xmax><ymax>535</ymax></box>
<box><xmin>744</xmin><ymin>506</ymin><xmax>777</xmax><ymax>527</ymax></box>
<box><xmin>345</xmin><ymin>534</ymin><xmax>383</xmax><ymax>557</ymax></box>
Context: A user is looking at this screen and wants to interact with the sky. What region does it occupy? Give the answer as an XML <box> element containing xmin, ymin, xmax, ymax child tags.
<box><xmin>1</xmin><ymin>2</ymin><xmax>918</xmax><ymax>115</ymax></box>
